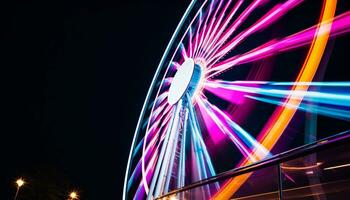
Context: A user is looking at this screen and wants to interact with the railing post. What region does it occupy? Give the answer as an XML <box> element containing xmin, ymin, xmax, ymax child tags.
<box><xmin>277</xmin><ymin>163</ymin><xmax>283</xmax><ymax>200</ymax></box>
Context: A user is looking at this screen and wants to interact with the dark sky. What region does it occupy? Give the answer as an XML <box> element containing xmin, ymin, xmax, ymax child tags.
<box><xmin>1</xmin><ymin>0</ymin><xmax>188</xmax><ymax>199</ymax></box>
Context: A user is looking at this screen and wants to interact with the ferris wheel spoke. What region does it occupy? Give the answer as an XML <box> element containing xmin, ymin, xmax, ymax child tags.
<box><xmin>205</xmin><ymin>80</ymin><xmax>350</xmax><ymax>120</ymax></box>
<box><xmin>198</xmin><ymin>0</ymin><xmax>226</xmax><ymax>58</ymax></box>
<box><xmin>195</xmin><ymin>0</ymin><xmax>215</xmax><ymax>58</ymax></box>
<box><xmin>249</xmin><ymin>95</ymin><xmax>350</xmax><ymax>121</ymax></box>
<box><xmin>193</xmin><ymin>11</ymin><xmax>204</xmax><ymax>58</ymax></box>
<box><xmin>201</xmin><ymin>0</ymin><xmax>243</xmax><ymax>59</ymax></box>
<box><xmin>154</xmin><ymin>91</ymin><xmax>169</xmax><ymax>107</ymax></box>
<box><xmin>187</xmin><ymin>27</ymin><xmax>194</xmax><ymax>57</ymax></box>
<box><xmin>205</xmin><ymin>0</ymin><xmax>266</xmax><ymax>60</ymax></box>
<box><xmin>206</xmin><ymin>11</ymin><xmax>350</xmax><ymax>77</ymax></box>
<box><xmin>186</xmin><ymin>94</ymin><xmax>220</xmax><ymax>190</ymax></box>
<box><xmin>180</xmin><ymin>43</ymin><xmax>188</xmax><ymax>60</ymax></box>
<box><xmin>196</xmin><ymin>97</ymin><xmax>259</xmax><ymax>162</ymax></box>
<box><xmin>146</xmin><ymin>105</ymin><xmax>177</xmax><ymax>198</ymax></box>
<box><xmin>207</xmin><ymin>0</ymin><xmax>303</xmax><ymax>66</ymax></box>
<box><xmin>197</xmin><ymin>0</ymin><xmax>224</xmax><ymax>58</ymax></box>
<box><xmin>205</xmin><ymin>80</ymin><xmax>350</xmax><ymax>106</ymax></box>
<box><xmin>170</xmin><ymin>61</ymin><xmax>181</xmax><ymax>71</ymax></box>
<box><xmin>150</xmin><ymin>102</ymin><xmax>170</xmax><ymax>123</ymax></box>
<box><xmin>149</xmin><ymin>101</ymin><xmax>185</xmax><ymax>197</ymax></box>
<box><xmin>135</xmin><ymin>108</ymin><xmax>172</xmax><ymax>160</ymax></box>
<box><xmin>199</xmin><ymin>0</ymin><xmax>233</xmax><ymax>58</ymax></box>
<box><xmin>128</xmin><ymin>117</ymin><xmax>172</xmax><ymax>193</ymax></box>
<box><xmin>141</xmin><ymin>103</ymin><xmax>176</xmax><ymax>195</ymax></box>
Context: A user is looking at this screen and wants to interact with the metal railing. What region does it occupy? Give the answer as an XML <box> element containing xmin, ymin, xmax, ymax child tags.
<box><xmin>156</xmin><ymin>130</ymin><xmax>350</xmax><ymax>199</ymax></box>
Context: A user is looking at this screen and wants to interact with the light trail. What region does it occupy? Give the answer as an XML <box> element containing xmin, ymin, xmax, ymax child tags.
<box><xmin>207</xmin><ymin>0</ymin><xmax>303</xmax><ymax>66</ymax></box>
<box><xmin>207</xmin><ymin>11</ymin><xmax>350</xmax><ymax>77</ymax></box>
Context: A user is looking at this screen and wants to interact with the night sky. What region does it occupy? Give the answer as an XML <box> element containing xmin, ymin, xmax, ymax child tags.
<box><xmin>1</xmin><ymin>0</ymin><xmax>188</xmax><ymax>199</ymax></box>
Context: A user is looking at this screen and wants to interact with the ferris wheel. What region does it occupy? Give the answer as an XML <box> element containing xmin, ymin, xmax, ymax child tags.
<box><xmin>123</xmin><ymin>0</ymin><xmax>350</xmax><ymax>199</ymax></box>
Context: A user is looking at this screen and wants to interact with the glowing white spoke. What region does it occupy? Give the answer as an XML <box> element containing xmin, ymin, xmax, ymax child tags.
<box><xmin>128</xmin><ymin>116</ymin><xmax>172</xmax><ymax>194</ymax></box>
<box><xmin>193</xmin><ymin>11</ymin><xmax>204</xmax><ymax>57</ymax></box>
<box><xmin>150</xmin><ymin>102</ymin><xmax>170</xmax><ymax>123</ymax></box>
<box><xmin>195</xmin><ymin>0</ymin><xmax>215</xmax><ymax>58</ymax></box>
<box><xmin>197</xmin><ymin>97</ymin><xmax>257</xmax><ymax>162</ymax></box>
<box><xmin>154</xmin><ymin>91</ymin><xmax>168</xmax><ymax>107</ymax></box>
<box><xmin>188</xmin><ymin>27</ymin><xmax>194</xmax><ymax>57</ymax></box>
<box><xmin>248</xmin><ymin>95</ymin><xmax>350</xmax><ymax>121</ymax></box>
<box><xmin>205</xmin><ymin>80</ymin><xmax>350</xmax><ymax>120</ymax></box>
<box><xmin>207</xmin><ymin>0</ymin><xmax>303</xmax><ymax>66</ymax></box>
<box><xmin>199</xmin><ymin>0</ymin><xmax>234</xmax><ymax>58</ymax></box>
<box><xmin>197</xmin><ymin>0</ymin><xmax>224</xmax><ymax>58</ymax></box>
<box><xmin>186</xmin><ymin>94</ymin><xmax>220</xmax><ymax>190</ymax></box>
<box><xmin>147</xmin><ymin>107</ymin><xmax>176</xmax><ymax>199</ymax></box>
<box><xmin>202</xmin><ymin>0</ymin><xmax>243</xmax><ymax>59</ymax></box>
<box><xmin>141</xmin><ymin>105</ymin><xmax>174</xmax><ymax>195</ymax></box>
<box><xmin>205</xmin><ymin>0</ymin><xmax>265</xmax><ymax>60</ymax></box>
<box><xmin>170</xmin><ymin>61</ymin><xmax>181</xmax><ymax>70</ymax></box>
<box><xmin>205</xmin><ymin>80</ymin><xmax>350</xmax><ymax>107</ymax></box>
<box><xmin>177</xmin><ymin>106</ymin><xmax>188</xmax><ymax>189</ymax></box>
<box><xmin>153</xmin><ymin>101</ymin><xmax>182</xmax><ymax>197</ymax></box>
<box><xmin>206</xmin><ymin>11</ymin><xmax>350</xmax><ymax>77</ymax></box>
<box><xmin>180</xmin><ymin>43</ymin><xmax>188</xmax><ymax>59</ymax></box>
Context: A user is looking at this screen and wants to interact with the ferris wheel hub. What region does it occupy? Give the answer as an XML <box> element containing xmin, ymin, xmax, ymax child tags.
<box><xmin>168</xmin><ymin>58</ymin><xmax>202</xmax><ymax>105</ymax></box>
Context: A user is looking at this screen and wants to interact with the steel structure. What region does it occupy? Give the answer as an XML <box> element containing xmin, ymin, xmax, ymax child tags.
<box><xmin>123</xmin><ymin>0</ymin><xmax>350</xmax><ymax>199</ymax></box>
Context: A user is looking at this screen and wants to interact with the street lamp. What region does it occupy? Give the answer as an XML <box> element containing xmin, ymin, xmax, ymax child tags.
<box><xmin>69</xmin><ymin>191</ymin><xmax>78</xmax><ymax>200</ymax></box>
<box><xmin>14</xmin><ymin>178</ymin><xmax>25</xmax><ymax>200</ymax></box>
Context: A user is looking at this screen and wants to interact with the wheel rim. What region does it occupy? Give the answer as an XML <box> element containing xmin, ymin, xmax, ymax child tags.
<box><xmin>124</xmin><ymin>0</ymin><xmax>350</xmax><ymax>199</ymax></box>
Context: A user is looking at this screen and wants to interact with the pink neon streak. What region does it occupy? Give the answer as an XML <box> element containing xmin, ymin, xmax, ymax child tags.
<box><xmin>202</xmin><ymin>0</ymin><xmax>244</xmax><ymax>59</ymax></box>
<box><xmin>164</xmin><ymin>0</ymin><xmax>208</xmax><ymax>80</ymax></box>
<box><xmin>171</xmin><ymin>61</ymin><xmax>181</xmax><ymax>70</ymax></box>
<box><xmin>154</xmin><ymin>91</ymin><xmax>168</xmax><ymax>107</ymax></box>
<box><xmin>128</xmin><ymin>117</ymin><xmax>171</xmax><ymax>191</ymax></box>
<box><xmin>196</xmin><ymin>97</ymin><xmax>226</xmax><ymax>144</ymax></box>
<box><xmin>141</xmin><ymin>104</ymin><xmax>173</xmax><ymax>194</ymax></box>
<box><xmin>207</xmin><ymin>11</ymin><xmax>350</xmax><ymax>77</ymax></box>
<box><xmin>207</xmin><ymin>0</ymin><xmax>303</xmax><ymax>66</ymax></box>
<box><xmin>197</xmin><ymin>98</ymin><xmax>257</xmax><ymax>161</ymax></box>
<box><xmin>205</xmin><ymin>85</ymin><xmax>246</xmax><ymax>105</ymax></box>
<box><xmin>195</xmin><ymin>0</ymin><xmax>216</xmax><ymax>57</ymax></box>
<box><xmin>197</xmin><ymin>0</ymin><xmax>224</xmax><ymax>58</ymax></box>
<box><xmin>135</xmin><ymin>147</ymin><xmax>160</xmax><ymax>199</ymax></box>
<box><xmin>133</xmin><ymin>2</ymin><xmax>209</xmax><ymax>196</ymax></box>
<box><xmin>193</xmin><ymin>11</ymin><xmax>204</xmax><ymax>57</ymax></box>
<box><xmin>187</xmin><ymin>27</ymin><xmax>194</xmax><ymax>57</ymax></box>
<box><xmin>205</xmin><ymin>0</ymin><xmax>266</xmax><ymax>60</ymax></box>
<box><xmin>199</xmin><ymin>0</ymin><xmax>234</xmax><ymax>58</ymax></box>
<box><xmin>180</xmin><ymin>43</ymin><xmax>188</xmax><ymax>59</ymax></box>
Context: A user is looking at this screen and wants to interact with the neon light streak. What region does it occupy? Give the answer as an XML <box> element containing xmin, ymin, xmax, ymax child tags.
<box><xmin>247</xmin><ymin>95</ymin><xmax>350</xmax><ymax>121</ymax></box>
<box><xmin>281</xmin><ymin>162</ymin><xmax>322</xmax><ymax>170</ymax></box>
<box><xmin>147</xmin><ymin>109</ymin><xmax>176</xmax><ymax>200</ymax></box>
<box><xmin>198</xmin><ymin>0</ymin><xmax>231</xmax><ymax>58</ymax></box>
<box><xmin>187</xmin><ymin>94</ymin><xmax>219</xmax><ymax>189</ymax></box>
<box><xmin>207</xmin><ymin>11</ymin><xmax>350</xmax><ymax>77</ymax></box>
<box><xmin>207</xmin><ymin>0</ymin><xmax>303</xmax><ymax>66</ymax></box>
<box><xmin>197</xmin><ymin>0</ymin><xmax>224</xmax><ymax>58</ymax></box>
<box><xmin>195</xmin><ymin>0</ymin><xmax>216</xmax><ymax>58</ymax></box>
<box><xmin>324</xmin><ymin>163</ymin><xmax>350</xmax><ymax>171</ymax></box>
<box><xmin>188</xmin><ymin>27</ymin><xmax>194</xmax><ymax>57</ymax></box>
<box><xmin>193</xmin><ymin>11</ymin><xmax>204</xmax><ymax>58</ymax></box>
<box><xmin>205</xmin><ymin>80</ymin><xmax>350</xmax><ymax>108</ymax></box>
<box><xmin>180</xmin><ymin>43</ymin><xmax>188</xmax><ymax>59</ymax></box>
<box><xmin>197</xmin><ymin>98</ymin><xmax>258</xmax><ymax>162</ymax></box>
<box><xmin>202</xmin><ymin>0</ymin><xmax>243</xmax><ymax>59</ymax></box>
<box><xmin>205</xmin><ymin>0</ymin><xmax>266</xmax><ymax>60</ymax></box>
<box><xmin>212</xmin><ymin>1</ymin><xmax>336</xmax><ymax>198</ymax></box>
<box><xmin>199</xmin><ymin>97</ymin><xmax>271</xmax><ymax>160</ymax></box>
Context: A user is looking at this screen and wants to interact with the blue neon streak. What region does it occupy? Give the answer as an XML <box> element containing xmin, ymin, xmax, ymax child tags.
<box><xmin>247</xmin><ymin>95</ymin><xmax>350</xmax><ymax>121</ymax></box>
